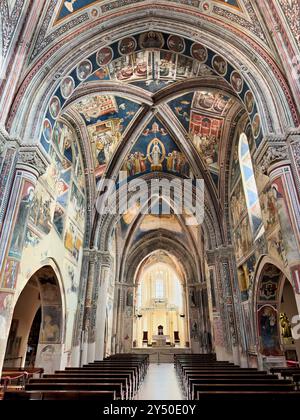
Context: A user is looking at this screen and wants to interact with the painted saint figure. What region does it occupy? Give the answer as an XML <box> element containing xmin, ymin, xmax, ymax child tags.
<box><xmin>10</xmin><ymin>186</ymin><xmax>35</xmax><ymax>255</ymax></box>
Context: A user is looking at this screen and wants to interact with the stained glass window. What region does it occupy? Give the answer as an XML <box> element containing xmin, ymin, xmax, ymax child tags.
<box><xmin>239</xmin><ymin>133</ymin><xmax>264</xmax><ymax>240</ymax></box>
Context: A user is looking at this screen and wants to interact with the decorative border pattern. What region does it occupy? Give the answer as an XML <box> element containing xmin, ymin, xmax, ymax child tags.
<box><xmin>0</xmin><ymin>0</ymin><xmax>25</xmax><ymax>57</ymax></box>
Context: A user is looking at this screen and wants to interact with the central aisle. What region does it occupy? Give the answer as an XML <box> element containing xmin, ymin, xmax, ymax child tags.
<box><xmin>136</xmin><ymin>363</ymin><xmax>184</xmax><ymax>400</ymax></box>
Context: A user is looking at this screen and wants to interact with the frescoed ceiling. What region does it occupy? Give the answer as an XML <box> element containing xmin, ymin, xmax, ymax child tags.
<box><xmin>41</xmin><ymin>31</ymin><xmax>257</xmax><ymax>201</ymax></box>
<box><xmin>55</xmin><ymin>0</ymin><xmax>241</xmax><ymax>23</ymax></box>
<box><xmin>74</xmin><ymin>95</ymin><xmax>141</xmax><ymax>179</ymax></box>
<box><xmin>29</xmin><ymin>0</ymin><xmax>272</xmax><ymax>63</ymax></box>
<box><xmin>167</xmin><ymin>89</ymin><xmax>239</xmax><ymax>187</ymax></box>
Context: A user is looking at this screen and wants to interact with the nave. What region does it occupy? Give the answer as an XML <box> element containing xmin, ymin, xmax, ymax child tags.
<box><xmin>2</xmin><ymin>353</ymin><xmax>300</xmax><ymax>401</ymax></box>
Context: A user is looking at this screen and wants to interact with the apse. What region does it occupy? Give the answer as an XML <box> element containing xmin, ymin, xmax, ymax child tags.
<box><xmin>133</xmin><ymin>251</ymin><xmax>188</xmax><ymax>349</ymax></box>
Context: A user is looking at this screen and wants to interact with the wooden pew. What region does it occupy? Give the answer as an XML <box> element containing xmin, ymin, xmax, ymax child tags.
<box><xmin>3</xmin><ymin>390</ymin><xmax>116</xmax><ymax>400</ymax></box>
<box><xmin>189</xmin><ymin>379</ymin><xmax>293</xmax><ymax>400</ymax></box>
<box><xmin>62</xmin><ymin>368</ymin><xmax>138</xmax><ymax>394</ymax></box>
<box><xmin>44</xmin><ymin>372</ymin><xmax>133</xmax><ymax>399</ymax></box>
<box><xmin>195</xmin><ymin>390</ymin><xmax>300</xmax><ymax>401</ymax></box>
<box><xmin>29</xmin><ymin>377</ymin><xmax>130</xmax><ymax>400</ymax></box>
<box><xmin>192</xmin><ymin>382</ymin><xmax>295</xmax><ymax>400</ymax></box>
<box><xmin>26</xmin><ymin>382</ymin><xmax>124</xmax><ymax>399</ymax></box>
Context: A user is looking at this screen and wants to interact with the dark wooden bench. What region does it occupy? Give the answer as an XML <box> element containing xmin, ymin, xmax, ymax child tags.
<box><xmin>195</xmin><ymin>390</ymin><xmax>300</xmax><ymax>401</ymax></box>
<box><xmin>26</xmin><ymin>382</ymin><xmax>124</xmax><ymax>399</ymax></box>
<box><xmin>29</xmin><ymin>377</ymin><xmax>129</xmax><ymax>400</ymax></box>
<box><xmin>62</xmin><ymin>368</ymin><xmax>137</xmax><ymax>393</ymax></box>
<box><xmin>3</xmin><ymin>390</ymin><xmax>116</xmax><ymax>400</ymax></box>
<box><xmin>44</xmin><ymin>372</ymin><xmax>133</xmax><ymax>398</ymax></box>
<box><xmin>188</xmin><ymin>379</ymin><xmax>293</xmax><ymax>400</ymax></box>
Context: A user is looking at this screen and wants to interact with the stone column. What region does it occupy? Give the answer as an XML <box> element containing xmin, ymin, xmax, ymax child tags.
<box><xmin>94</xmin><ymin>252</ymin><xmax>112</xmax><ymax>361</ymax></box>
<box><xmin>81</xmin><ymin>248</ymin><xmax>98</xmax><ymax>365</ymax></box>
<box><xmin>216</xmin><ymin>246</ymin><xmax>243</xmax><ymax>365</ymax></box>
<box><xmin>257</xmin><ymin>136</ymin><xmax>300</xmax><ymax>299</ymax></box>
<box><xmin>70</xmin><ymin>250</ymin><xmax>90</xmax><ymax>366</ymax></box>
<box><xmin>0</xmin><ymin>146</ymin><xmax>47</xmax><ymax>375</ymax></box>
<box><xmin>0</xmin><ymin>128</ymin><xmax>19</xmax><ymax>235</ymax></box>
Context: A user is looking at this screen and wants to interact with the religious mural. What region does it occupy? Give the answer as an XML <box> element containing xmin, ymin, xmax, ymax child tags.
<box><xmin>54</xmin><ymin>0</ymin><xmax>241</xmax><ymax>24</ymax></box>
<box><xmin>29</xmin><ymin>183</ymin><xmax>54</xmax><ymax>235</ymax></box>
<box><xmin>0</xmin><ymin>179</ymin><xmax>36</xmax><ymax>290</ymax></box>
<box><xmin>40</xmin><ymin>31</ymin><xmax>263</xmax><ymax>160</ymax></box>
<box><xmin>258</xmin><ymin>305</ymin><xmax>282</xmax><ymax>356</ymax></box>
<box><xmin>41</xmin><ymin>306</ymin><xmax>61</xmax><ymax>343</ymax></box>
<box><xmin>237</xmin><ymin>254</ymin><xmax>256</xmax><ymax>301</ymax></box>
<box><xmin>122</xmin><ymin>119</ymin><xmax>190</xmax><ymax>178</ymax></box>
<box><xmin>75</xmin><ymin>95</ymin><xmax>140</xmax><ymax>179</ymax></box>
<box><xmin>258</xmin><ymin>264</ymin><xmax>282</xmax><ymax>301</ymax></box>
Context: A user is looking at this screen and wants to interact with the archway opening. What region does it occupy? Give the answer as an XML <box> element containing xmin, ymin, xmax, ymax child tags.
<box><xmin>257</xmin><ymin>262</ymin><xmax>300</xmax><ymax>366</ymax></box>
<box><xmin>3</xmin><ymin>265</ymin><xmax>64</xmax><ymax>373</ymax></box>
<box><xmin>133</xmin><ymin>251</ymin><xmax>189</xmax><ymax>348</ymax></box>
<box><xmin>3</xmin><ymin>278</ymin><xmax>41</xmax><ymax>368</ymax></box>
<box><xmin>279</xmin><ymin>279</ymin><xmax>300</xmax><ymax>364</ymax></box>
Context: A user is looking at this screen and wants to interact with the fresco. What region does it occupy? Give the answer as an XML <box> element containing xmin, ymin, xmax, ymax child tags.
<box><xmin>24</xmin><ymin>229</ymin><xmax>41</xmax><ymax>248</ymax></box>
<box><xmin>258</xmin><ymin>305</ymin><xmax>282</xmax><ymax>356</ymax></box>
<box><xmin>190</xmin><ymin>112</ymin><xmax>223</xmax><ymax>174</ymax></box>
<box><xmin>64</xmin><ymin>220</ymin><xmax>83</xmax><ymax>261</ymax></box>
<box><xmin>55</xmin><ymin>0</ymin><xmax>240</xmax><ymax>22</ymax></box>
<box><xmin>69</xmin><ymin>183</ymin><xmax>85</xmax><ymax>230</ymax></box>
<box><xmin>230</xmin><ymin>180</ymin><xmax>247</xmax><ymax>228</ymax></box>
<box><xmin>168</xmin><ymin>93</ymin><xmax>193</xmax><ymax>131</ymax></box>
<box><xmin>121</xmin><ymin>118</ymin><xmax>190</xmax><ymax>178</ymax></box>
<box><xmin>8</xmin><ymin>180</ymin><xmax>35</xmax><ymax>258</ymax></box>
<box><xmin>0</xmin><ymin>293</ymin><xmax>14</xmax><ymax>340</ymax></box>
<box><xmin>233</xmin><ymin>216</ymin><xmax>253</xmax><ymax>261</ymax></box>
<box><xmin>260</xmin><ymin>186</ymin><xmax>279</xmax><ymax>234</ymax></box>
<box><xmin>259</xmin><ymin>264</ymin><xmax>281</xmax><ymax>301</ymax></box>
<box><xmin>237</xmin><ymin>254</ymin><xmax>256</xmax><ymax>301</ymax></box>
<box><xmin>40</xmin><ymin>31</ymin><xmax>263</xmax><ymax>155</ymax></box>
<box><xmin>272</xmin><ymin>177</ymin><xmax>300</xmax><ymax>265</ymax></box>
<box><xmin>41</xmin><ymin>306</ymin><xmax>61</xmax><ymax>343</ymax></box>
<box><xmin>29</xmin><ymin>183</ymin><xmax>54</xmax><ymax>235</ymax></box>
<box><xmin>193</xmin><ymin>90</ymin><xmax>233</xmax><ymax>116</ymax></box>
<box><xmin>75</xmin><ymin>95</ymin><xmax>140</xmax><ymax>179</ymax></box>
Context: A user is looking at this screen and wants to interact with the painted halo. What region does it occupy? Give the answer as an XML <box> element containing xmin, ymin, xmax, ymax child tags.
<box><xmin>167</xmin><ymin>35</ymin><xmax>186</xmax><ymax>54</ymax></box>
<box><xmin>252</xmin><ymin>114</ymin><xmax>261</xmax><ymax>138</ymax></box>
<box><xmin>77</xmin><ymin>59</ymin><xmax>92</xmax><ymax>81</ymax></box>
<box><xmin>60</xmin><ymin>76</ymin><xmax>75</xmax><ymax>99</ymax></box>
<box><xmin>191</xmin><ymin>43</ymin><xmax>208</xmax><ymax>63</ymax></box>
<box><xmin>245</xmin><ymin>90</ymin><xmax>255</xmax><ymax>114</ymax></box>
<box><xmin>230</xmin><ymin>71</ymin><xmax>244</xmax><ymax>93</ymax></box>
<box><xmin>212</xmin><ymin>55</ymin><xmax>228</xmax><ymax>76</ymax></box>
<box><xmin>118</xmin><ymin>36</ymin><xmax>137</xmax><ymax>55</ymax></box>
<box><xmin>96</xmin><ymin>47</ymin><xmax>113</xmax><ymax>66</ymax></box>
<box><xmin>49</xmin><ymin>96</ymin><xmax>61</xmax><ymax>119</ymax></box>
<box><xmin>43</xmin><ymin>119</ymin><xmax>52</xmax><ymax>143</ymax></box>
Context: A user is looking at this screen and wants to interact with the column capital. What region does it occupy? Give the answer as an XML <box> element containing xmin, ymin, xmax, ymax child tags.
<box><xmin>215</xmin><ymin>245</ymin><xmax>235</xmax><ymax>260</ymax></box>
<box><xmin>83</xmin><ymin>248</ymin><xmax>112</xmax><ymax>266</ymax></box>
<box><xmin>0</xmin><ymin>125</ymin><xmax>20</xmax><ymax>154</ymax></box>
<box><xmin>17</xmin><ymin>145</ymin><xmax>49</xmax><ymax>177</ymax></box>
<box><xmin>254</xmin><ymin>135</ymin><xmax>289</xmax><ymax>175</ymax></box>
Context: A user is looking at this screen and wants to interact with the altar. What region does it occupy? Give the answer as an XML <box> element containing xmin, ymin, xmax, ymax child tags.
<box><xmin>152</xmin><ymin>335</ymin><xmax>170</xmax><ymax>347</ymax></box>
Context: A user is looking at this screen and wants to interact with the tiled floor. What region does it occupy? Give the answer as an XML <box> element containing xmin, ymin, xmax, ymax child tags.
<box><xmin>136</xmin><ymin>363</ymin><xmax>184</xmax><ymax>400</ymax></box>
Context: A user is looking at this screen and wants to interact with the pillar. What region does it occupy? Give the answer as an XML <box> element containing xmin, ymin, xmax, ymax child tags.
<box><xmin>95</xmin><ymin>252</ymin><xmax>112</xmax><ymax>360</ymax></box>
<box><xmin>81</xmin><ymin>248</ymin><xmax>97</xmax><ymax>365</ymax></box>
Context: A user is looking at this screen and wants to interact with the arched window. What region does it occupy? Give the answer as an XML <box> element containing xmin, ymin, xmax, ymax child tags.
<box><xmin>155</xmin><ymin>272</ymin><xmax>164</xmax><ymax>299</ymax></box>
<box><xmin>239</xmin><ymin>133</ymin><xmax>264</xmax><ymax>240</ymax></box>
